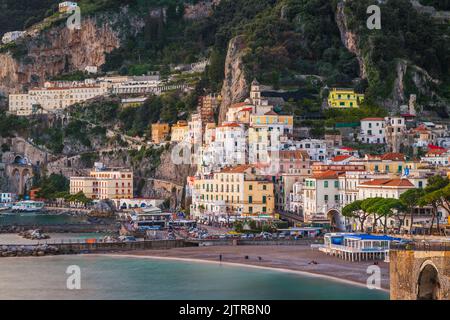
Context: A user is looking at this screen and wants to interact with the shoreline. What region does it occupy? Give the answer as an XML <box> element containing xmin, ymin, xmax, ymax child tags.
<box><xmin>99</xmin><ymin>253</ymin><xmax>389</xmax><ymax>293</ymax></box>
<box><xmin>107</xmin><ymin>245</ymin><xmax>391</xmax><ymax>291</ymax></box>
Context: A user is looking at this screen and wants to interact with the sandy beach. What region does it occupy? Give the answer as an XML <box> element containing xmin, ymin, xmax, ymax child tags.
<box><xmin>117</xmin><ymin>245</ymin><xmax>390</xmax><ymax>290</ymax></box>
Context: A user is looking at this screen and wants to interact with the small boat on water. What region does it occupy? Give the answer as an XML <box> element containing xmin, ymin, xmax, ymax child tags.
<box><xmin>11</xmin><ymin>201</ymin><xmax>45</xmax><ymax>212</ymax></box>
<box><xmin>0</xmin><ymin>203</ymin><xmax>12</xmax><ymax>212</ymax></box>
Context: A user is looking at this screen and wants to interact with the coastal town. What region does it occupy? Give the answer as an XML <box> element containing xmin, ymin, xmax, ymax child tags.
<box><xmin>0</xmin><ymin>0</ymin><xmax>449</xmax><ymax>302</ymax></box>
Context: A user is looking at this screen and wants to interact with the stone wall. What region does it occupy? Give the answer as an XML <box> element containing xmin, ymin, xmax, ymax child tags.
<box><xmin>390</xmin><ymin>250</ymin><xmax>450</xmax><ymax>300</ymax></box>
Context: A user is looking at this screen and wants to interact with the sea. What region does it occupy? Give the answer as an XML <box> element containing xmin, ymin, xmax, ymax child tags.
<box><xmin>0</xmin><ymin>211</ymin><xmax>88</xmax><ymax>226</ymax></box>
<box><xmin>0</xmin><ymin>255</ymin><xmax>389</xmax><ymax>300</ymax></box>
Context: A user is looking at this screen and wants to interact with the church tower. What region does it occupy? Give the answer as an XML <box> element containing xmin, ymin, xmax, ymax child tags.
<box><xmin>250</xmin><ymin>79</ymin><xmax>261</xmax><ymax>106</ymax></box>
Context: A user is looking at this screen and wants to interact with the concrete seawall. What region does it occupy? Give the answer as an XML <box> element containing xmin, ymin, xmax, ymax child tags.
<box><xmin>0</xmin><ymin>239</ymin><xmax>320</xmax><ymax>257</ymax></box>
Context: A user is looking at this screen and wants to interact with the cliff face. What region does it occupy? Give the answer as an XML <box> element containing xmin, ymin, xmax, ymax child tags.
<box><xmin>0</xmin><ymin>9</ymin><xmax>145</xmax><ymax>95</ymax></box>
<box><xmin>334</xmin><ymin>0</ymin><xmax>446</xmax><ymax>112</ymax></box>
<box><xmin>218</xmin><ymin>35</ymin><xmax>249</xmax><ymax>124</ymax></box>
<box><xmin>335</xmin><ymin>1</ymin><xmax>366</xmax><ymax>79</ymax></box>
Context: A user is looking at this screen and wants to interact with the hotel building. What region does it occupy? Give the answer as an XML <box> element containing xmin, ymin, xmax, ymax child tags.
<box><xmin>70</xmin><ymin>164</ymin><xmax>133</xmax><ymax>207</ymax></box>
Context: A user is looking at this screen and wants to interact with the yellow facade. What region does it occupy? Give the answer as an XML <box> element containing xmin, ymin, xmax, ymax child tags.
<box><xmin>192</xmin><ymin>166</ymin><xmax>275</xmax><ymax>217</ymax></box>
<box><xmin>70</xmin><ymin>169</ymin><xmax>133</xmax><ymax>201</ymax></box>
<box><xmin>151</xmin><ymin>123</ymin><xmax>170</xmax><ymax>144</ymax></box>
<box><xmin>242</xmin><ymin>180</ymin><xmax>274</xmax><ymax>216</ymax></box>
<box><xmin>171</xmin><ymin>121</ymin><xmax>189</xmax><ymax>142</ymax></box>
<box><xmin>364</xmin><ymin>160</ymin><xmax>419</xmax><ymax>174</ymax></box>
<box><xmin>250</xmin><ymin>114</ymin><xmax>294</xmax><ymax>126</ymax></box>
<box><xmin>328</xmin><ymin>88</ymin><xmax>364</xmax><ymax>108</ymax></box>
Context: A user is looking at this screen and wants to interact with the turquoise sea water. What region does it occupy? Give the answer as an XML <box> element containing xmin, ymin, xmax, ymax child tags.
<box><xmin>0</xmin><ymin>255</ymin><xmax>389</xmax><ymax>300</ymax></box>
<box><xmin>0</xmin><ymin>211</ymin><xmax>88</xmax><ymax>226</ymax></box>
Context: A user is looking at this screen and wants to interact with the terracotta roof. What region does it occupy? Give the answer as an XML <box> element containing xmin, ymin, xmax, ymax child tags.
<box><xmin>218</xmin><ymin>122</ymin><xmax>242</xmax><ymax>128</ymax></box>
<box><xmin>312</xmin><ymin>170</ymin><xmax>340</xmax><ymax>179</ymax></box>
<box><xmin>331</xmin><ymin>155</ymin><xmax>352</xmax><ymax>162</ymax></box>
<box><xmin>264</xmin><ymin>110</ymin><xmax>279</xmax><ymax>116</ymax></box>
<box><xmin>230</xmin><ymin>102</ymin><xmax>248</xmax><ymax>109</ymax></box>
<box><xmin>414</xmin><ymin>124</ymin><xmax>429</xmax><ymax>132</ymax></box>
<box><xmin>276</xmin><ymin>150</ymin><xmax>310</xmax><ymax>160</ymax></box>
<box><xmin>381</xmin><ymin>153</ymin><xmax>405</xmax><ymax>161</ymax></box>
<box><xmin>219</xmin><ymin>165</ymin><xmax>252</xmax><ymax>173</ymax></box>
<box><xmin>360</xmin><ymin>179</ymin><xmax>414</xmax><ymax>187</ymax></box>
<box><xmin>239</xmin><ymin>107</ymin><xmax>253</xmax><ymax>112</ymax></box>
<box><xmin>367</xmin><ymin>153</ymin><xmax>405</xmax><ymax>161</ymax></box>
<box><xmin>361</xmin><ymin>117</ymin><xmax>384</xmax><ymax>121</ymax></box>
<box><xmin>339</xmin><ymin>147</ymin><xmax>355</xmax><ymax>151</ymax></box>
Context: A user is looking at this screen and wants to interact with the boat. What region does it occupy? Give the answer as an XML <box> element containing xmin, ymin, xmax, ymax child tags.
<box><xmin>0</xmin><ymin>203</ymin><xmax>12</xmax><ymax>212</ymax></box>
<box><xmin>11</xmin><ymin>201</ymin><xmax>45</xmax><ymax>212</ymax></box>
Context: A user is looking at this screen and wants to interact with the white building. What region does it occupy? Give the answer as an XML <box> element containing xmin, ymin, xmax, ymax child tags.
<box><xmin>59</xmin><ymin>2</ymin><xmax>78</xmax><ymax>13</ymax></box>
<box><xmin>357</xmin><ymin>178</ymin><xmax>415</xmax><ymax>200</ymax></box>
<box><xmin>8</xmin><ymin>82</ymin><xmax>107</xmax><ymax>116</ymax></box>
<box><xmin>303</xmin><ymin>171</ymin><xmax>341</xmax><ymax>223</ymax></box>
<box><xmin>359</xmin><ymin>118</ymin><xmax>386</xmax><ymax>144</ymax></box>
<box><xmin>289</xmin><ymin>181</ymin><xmax>304</xmax><ymax>214</ymax></box>
<box><xmin>2</xmin><ymin>31</ymin><xmax>25</xmax><ymax>44</ymax></box>
<box><xmin>85</xmin><ymin>66</ymin><xmax>98</xmax><ymax>74</ymax></box>
<box><xmin>118</xmin><ymin>198</ymin><xmax>164</xmax><ymax>210</ymax></box>
<box><xmin>420</xmin><ymin>150</ymin><xmax>450</xmax><ymax>166</ymax></box>
<box><xmin>0</xmin><ymin>193</ymin><xmax>16</xmax><ymax>203</ymax></box>
<box><xmin>294</xmin><ymin>139</ymin><xmax>327</xmax><ymax>161</ymax></box>
<box><xmin>202</xmin><ymin>122</ymin><xmax>247</xmax><ymax>172</ymax></box>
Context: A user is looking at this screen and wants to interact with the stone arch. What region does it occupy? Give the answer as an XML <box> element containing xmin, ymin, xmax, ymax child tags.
<box><xmin>13</xmin><ymin>155</ymin><xmax>25</xmax><ymax>164</ymax></box>
<box><xmin>327</xmin><ymin>209</ymin><xmax>345</xmax><ymax>231</ymax></box>
<box><xmin>417</xmin><ymin>260</ymin><xmax>441</xmax><ymax>300</ymax></box>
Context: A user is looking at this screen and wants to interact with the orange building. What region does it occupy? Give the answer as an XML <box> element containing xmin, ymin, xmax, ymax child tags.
<box><xmin>151</xmin><ymin>123</ymin><xmax>170</xmax><ymax>144</ymax></box>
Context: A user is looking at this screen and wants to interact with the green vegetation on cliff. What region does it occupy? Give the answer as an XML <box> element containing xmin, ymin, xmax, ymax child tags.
<box><xmin>343</xmin><ymin>0</ymin><xmax>450</xmax><ymax>101</ymax></box>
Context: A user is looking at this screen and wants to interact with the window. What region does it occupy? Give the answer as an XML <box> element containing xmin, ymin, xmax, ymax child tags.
<box><xmin>262</xmin><ymin>196</ymin><xmax>267</xmax><ymax>204</ymax></box>
<box><xmin>334</xmin><ymin>181</ymin><xmax>339</xmax><ymax>188</ymax></box>
<box><xmin>324</xmin><ymin>195</ymin><xmax>329</xmax><ymax>201</ymax></box>
<box><xmin>248</xmin><ymin>196</ymin><xmax>253</xmax><ymax>204</ymax></box>
<box><xmin>324</xmin><ymin>181</ymin><xmax>328</xmax><ymax>188</ymax></box>
<box><xmin>249</xmin><ymin>185</ymin><xmax>253</xmax><ymax>190</ymax></box>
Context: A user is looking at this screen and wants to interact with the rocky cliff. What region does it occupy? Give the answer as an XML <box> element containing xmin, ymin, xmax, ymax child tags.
<box><xmin>335</xmin><ymin>1</ymin><xmax>366</xmax><ymax>79</ymax></box>
<box><xmin>0</xmin><ymin>8</ymin><xmax>145</xmax><ymax>95</ymax></box>
<box><xmin>218</xmin><ymin>35</ymin><xmax>249</xmax><ymax>124</ymax></box>
<box><xmin>334</xmin><ymin>0</ymin><xmax>448</xmax><ymax>112</ymax></box>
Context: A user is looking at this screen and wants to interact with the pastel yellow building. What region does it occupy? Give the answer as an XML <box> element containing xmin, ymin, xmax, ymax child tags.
<box><xmin>242</xmin><ymin>180</ymin><xmax>274</xmax><ymax>216</ymax></box>
<box><xmin>171</xmin><ymin>120</ymin><xmax>189</xmax><ymax>142</ymax></box>
<box><xmin>70</xmin><ymin>166</ymin><xmax>133</xmax><ymax>206</ymax></box>
<box><xmin>191</xmin><ymin>165</ymin><xmax>275</xmax><ymax>218</ymax></box>
<box><xmin>328</xmin><ymin>88</ymin><xmax>364</xmax><ymax>108</ymax></box>
<box><xmin>250</xmin><ymin>111</ymin><xmax>294</xmax><ymax>128</ymax></box>
<box><xmin>151</xmin><ymin>123</ymin><xmax>170</xmax><ymax>144</ymax></box>
<box><xmin>363</xmin><ymin>153</ymin><xmax>418</xmax><ymax>174</ymax></box>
